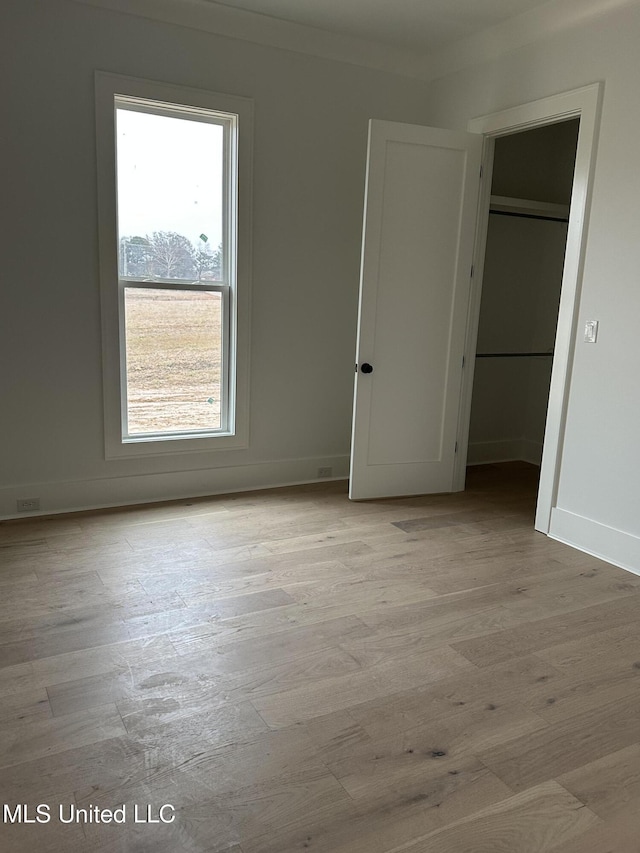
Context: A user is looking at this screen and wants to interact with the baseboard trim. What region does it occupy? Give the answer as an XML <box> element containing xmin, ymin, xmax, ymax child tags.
<box><xmin>466</xmin><ymin>438</ymin><xmax>523</xmax><ymax>466</ymax></box>
<box><xmin>549</xmin><ymin>507</ymin><xmax>640</xmax><ymax>575</ymax></box>
<box><xmin>521</xmin><ymin>438</ymin><xmax>543</xmax><ymax>466</ymax></box>
<box><xmin>467</xmin><ymin>437</ymin><xmax>543</xmax><ymax>467</ymax></box>
<box><xmin>0</xmin><ymin>455</ymin><xmax>351</xmax><ymax>520</ymax></box>
<box><xmin>466</xmin><ymin>439</ymin><xmax>523</xmax><ymax>465</ymax></box>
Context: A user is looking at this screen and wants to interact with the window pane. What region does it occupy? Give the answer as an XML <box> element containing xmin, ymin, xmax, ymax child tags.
<box><xmin>116</xmin><ymin>107</ymin><xmax>224</xmax><ymax>281</ymax></box>
<box><xmin>124</xmin><ymin>289</ymin><xmax>223</xmax><ymax>434</ymax></box>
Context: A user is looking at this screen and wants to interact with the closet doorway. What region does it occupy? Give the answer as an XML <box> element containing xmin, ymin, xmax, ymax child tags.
<box><xmin>349</xmin><ymin>84</ymin><xmax>601</xmax><ymax>516</ymax></box>
<box><xmin>467</xmin><ymin>119</ymin><xmax>580</xmax><ymax>516</ymax></box>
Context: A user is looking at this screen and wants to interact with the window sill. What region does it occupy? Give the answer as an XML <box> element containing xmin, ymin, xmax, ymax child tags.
<box><xmin>105</xmin><ymin>429</ymin><xmax>249</xmax><ymax>460</ymax></box>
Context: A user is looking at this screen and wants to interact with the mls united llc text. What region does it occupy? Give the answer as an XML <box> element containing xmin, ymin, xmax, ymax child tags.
<box><xmin>3</xmin><ymin>803</ymin><xmax>176</xmax><ymax>825</ymax></box>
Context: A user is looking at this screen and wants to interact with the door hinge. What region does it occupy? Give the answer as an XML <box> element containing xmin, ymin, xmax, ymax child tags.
<box><xmin>455</xmin><ymin>441</ymin><xmax>459</xmax><ymax>454</ymax></box>
<box><xmin>480</xmin><ymin>164</ymin><xmax>483</xmax><ymax>179</ymax></box>
<box><xmin>355</xmin><ymin>363</ymin><xmax>358</xmax><ymax>373</ymax></box>
<box><xmin>462</xmin><ymin>355</ymin><xmax>465</xmax><ymax>369</ymax></box>
<box><xmin>470</xmin><ymin>264</ymin><xmax>474</xmax><ymax>278</ymax></box>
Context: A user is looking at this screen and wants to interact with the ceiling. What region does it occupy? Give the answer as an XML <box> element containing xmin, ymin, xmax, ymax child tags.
<box><xmin>72</xmin><ymin>0</ymin><xmax>634</xmax><ymax>79</ymax></box>
<box><xmin>202</xmin><ymin>0</ymin><xmax>564</xmax><ymax>53</ymax></box>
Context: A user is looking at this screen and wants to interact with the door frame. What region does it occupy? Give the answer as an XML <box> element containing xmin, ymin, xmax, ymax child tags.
<box><xmin>453</xmin><ymin>83</ymin><xmax>603</xmax><ymax>533</ymax></box>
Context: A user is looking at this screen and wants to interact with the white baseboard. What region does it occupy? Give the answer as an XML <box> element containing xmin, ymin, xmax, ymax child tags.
<box><xmin>466</xmin><ymin>438</ymin><xmax>524</xmax><ymax>465</ymax></box>
<box><xmin>0</xmin><ymin>455</ymin><xmax>351</xmax><ymax>520</ymax></box>
<box><xmin>467</xmin><ymin>437</ymin><xmax>543</xmax><ymax>467</ymax></box>
<box><xmin>549</xmin><ymin>507</ymin><xmax>640</xmax><ymax>575</ymax></box>
<box><xmin>521</xmin><ymin>438</ymin><xmax>543</xmax><ymax>466</ymax></box>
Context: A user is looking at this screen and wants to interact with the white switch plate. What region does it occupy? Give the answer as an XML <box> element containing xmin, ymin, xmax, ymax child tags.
<box><xmin>584</xmin><ymin>320</ymin><xmax>599</xmax><ymax>343</ymax></box>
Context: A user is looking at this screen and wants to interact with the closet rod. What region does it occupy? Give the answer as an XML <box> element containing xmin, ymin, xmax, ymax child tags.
<box><xmin>489</xmin><ymin>210</ymin><xmax>569</xmax><ymax>223</ymax></box>
<box><xmin>476</xmin><ymin>352</ymin><xmax>554</xmax><ymax>358</ymax></box>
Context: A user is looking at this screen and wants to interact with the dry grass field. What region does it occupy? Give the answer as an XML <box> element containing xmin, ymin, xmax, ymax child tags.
<box><xmin>124</xmin><ymin>289</ymin><xmax>222</xmax><ymax>434</ymax></box>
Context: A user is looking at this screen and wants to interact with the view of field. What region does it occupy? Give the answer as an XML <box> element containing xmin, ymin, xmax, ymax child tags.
<box><xmin>124</xmin><ymin>288</ymin><xmax>222</xmax><ymax>434</ymax></box>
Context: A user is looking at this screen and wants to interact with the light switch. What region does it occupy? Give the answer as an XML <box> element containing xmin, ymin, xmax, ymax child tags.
<box><xmin>584</xmin><ymin>320</ymin><xmax>599</xmax><ymax>343</ymax></box>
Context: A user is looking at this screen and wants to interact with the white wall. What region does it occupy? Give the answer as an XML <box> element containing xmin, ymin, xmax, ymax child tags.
<box><xmin>0</xmin><ymin>0</ymin><xmax>431</xmax><ymax>517</ymax></box>
<box><xmin>425</xmin><ymin>2</ymin><xmax>640</xmax><ymax>569</ymax></box>
<box><xmin>491</xmin><ymin>119</ymin><xmax>579</xmax><ymax>203</ymax></box>
<box><xmin>3</xmin><ymin>0</ymin><xmax>639</xmax><ymax>574</ymax></box>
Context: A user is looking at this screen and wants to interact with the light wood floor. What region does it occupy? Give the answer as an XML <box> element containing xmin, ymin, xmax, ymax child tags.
<box><xmin>2</xmin><ymin>462</ymin><xmax>640</xmax><ymax>852</ymax></box>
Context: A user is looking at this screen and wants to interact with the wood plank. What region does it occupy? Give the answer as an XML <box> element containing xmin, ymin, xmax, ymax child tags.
<box><xmin>0</xmin><ymin>736</ymin><xmax>148</xmax><ymax>805</ymax></box>
<box><xmin>1</xmin><ymin>464</ymin><xmax>638</xmax><ymax>853</ymax></box>
<box><xmin>548</xmin><ymin>796</ymin><xmax>640</xmax><ymax>853</ymax></box>
<box><xmin>322</xmin><ymin>701</ymin><xmax>547</xmax><ymax>801</ymax></box>
<box><xmin>0</xmin><ymin>704</ymin><xmax>127</xmax><ymax>770</ymax></box>
<box><xmin>478</xmin><ymin>692</ymin><xmax>640</xmax><ymax>791</ymax></box>
<box><xmin>558</xmin><ymin>743</ymin><xmax>640</xmax><ymax>818</ymax></box>
<box><xmin>451</xmin><ymin>593</ymin><xmax>640</xmax><ymax>667</ymax></box>
<box><xmin>30</xmin><ymin>635</ymin><xmax>177</xmax><ymax>686</ymax></box>
<box><xmin>252</xmin><ymin>645</ymin><xmax>477</xmax><ymax>727</ymax></box>
<box><xmin>384</xmin><ymin>781</ymin><xmax>599</xmax><ymax>853</ymax></box>
<box><xmin>0</xmin><ymin>686</ymin><xmax>52</xmax><ymax>726</ymax></box>
<box><xmin>245</xmin><ymin>763</ymin><xmax>512</xmax><ymax>853</ymax></box>
<box><xmin>345</xmin><ymin>653</ymin><xmax>562</xmax><ymax>743</ymax></box>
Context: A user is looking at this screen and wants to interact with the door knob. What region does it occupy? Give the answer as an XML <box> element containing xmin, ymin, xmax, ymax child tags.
<box><xmin>360</xmin><ymin>363</ymin><xmax>374</xmax><ymax>374</ymax></box>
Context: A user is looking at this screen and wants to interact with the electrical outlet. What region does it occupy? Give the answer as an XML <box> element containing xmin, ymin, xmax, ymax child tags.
<box><xmin>584</xmin><ymin>320</ymin><xmax>599</xmax><ymax>343</ymax></box>
<box><xmin>317</xmin><ymin>467</ymin><xmax>332</xmax><ymax>479</ymax></box>
<box><xmin>17</xmin><ymin>497</ymin><xmax>40</xmax><ymax>512</ymax></box>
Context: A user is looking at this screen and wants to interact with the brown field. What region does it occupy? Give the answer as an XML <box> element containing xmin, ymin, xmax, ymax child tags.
<box><xmin>124</xmin><ymin>289</ymin><xmax>222</xmax><ymax>434</ymax></box>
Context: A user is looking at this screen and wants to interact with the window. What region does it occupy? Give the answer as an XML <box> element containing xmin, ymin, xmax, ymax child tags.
<box><xmin>95</xmin><ymin>74</ymin><xmax>252</xmax><ymax>457</ymax></box>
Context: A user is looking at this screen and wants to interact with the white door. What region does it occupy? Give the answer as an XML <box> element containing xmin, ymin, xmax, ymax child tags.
<box><xmin>349</xmin><ymin>119</ymin><xmax>483</xmax><ymax>500</ymax></box>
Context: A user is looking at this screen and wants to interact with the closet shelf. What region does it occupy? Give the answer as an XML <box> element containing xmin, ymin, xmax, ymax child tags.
<box><xmin>476</xmin><ymin>352</ymin><xmax>554</xmax><ymax>358</ymax></box>
<box><xmin>489</xmin><ymin>195</ymin><xmax>570</xmax><ymax>221</ymax></box>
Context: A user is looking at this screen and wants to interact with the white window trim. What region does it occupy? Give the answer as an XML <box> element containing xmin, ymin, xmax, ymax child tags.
<box><xmin>95</xmin><ymin>72</ymin><xmax>253</xmax><ymax>458</ymax></box>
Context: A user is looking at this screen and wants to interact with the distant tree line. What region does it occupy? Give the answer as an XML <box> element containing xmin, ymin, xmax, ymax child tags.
<box><xmin>120</xmin><ymin>231</ymin><xmax>222</xmax><ymax>281</ymax></box>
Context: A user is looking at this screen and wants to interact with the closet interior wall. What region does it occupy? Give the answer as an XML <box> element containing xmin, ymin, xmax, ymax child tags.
<box><xmin>467</xmin><ymin>119</ymin><xmax>580</xmax><ymax>467</ymax></box>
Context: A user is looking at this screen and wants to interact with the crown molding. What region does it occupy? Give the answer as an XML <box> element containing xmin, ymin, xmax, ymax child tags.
<box><xmin>423</xmin><ymin>0</ymin><xmax>640</xmax><ymax>81</ymax></box>
<box><xmin>68</xmin><ymin>0</ymin><xmax>431</xmax><ymax>79</ymax></box>
<box><xmin>68</xmin><ymin>0</ymin><xmax>639</xmax><ymax>82</ymax></box>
